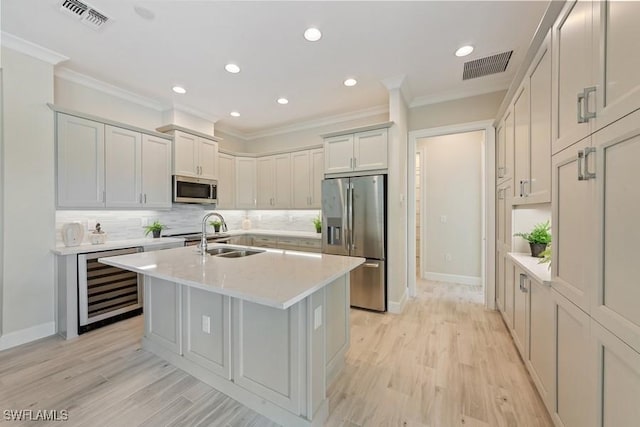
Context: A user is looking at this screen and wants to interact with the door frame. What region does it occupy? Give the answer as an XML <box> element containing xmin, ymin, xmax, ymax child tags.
<box><xmin>407</xmin><ymin>120</ymin><xmax>496</xmax><ymax>309</ymax></box>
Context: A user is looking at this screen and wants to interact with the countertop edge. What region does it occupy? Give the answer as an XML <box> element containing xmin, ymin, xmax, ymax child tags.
<box><xmin>52</xmin><ymin>237</ymin><xmax>185</xmax><ymax>255</ymax></box>
<box><xmin>507</xmin><ymin>252</ymin><xmax>551</xmax><ymax>285</ymax></box>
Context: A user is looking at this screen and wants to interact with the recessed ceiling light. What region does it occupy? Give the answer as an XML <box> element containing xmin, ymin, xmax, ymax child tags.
<box><xmin>455</xmin><ymin>45</ymin><xmax>474</xmax><ymax>57</ymax></box>
<box><xmin>230</xmin><ymin>111</ymin><xmax>240</xmax><ymax>117</ymax></box>
<box><xmin>172</xmin><ymin>86</ymin><xmax>186</xmax><ymax>94</ymax></box>
<box><xmin>344</xmin><ymin>78</ymin><xmax>357</xmax><ymax>87</ymax></box>
<box><xmin>277</xmin><ymin>97</ymin><xmax>289</xmax><ymax>105</ymax></box>
<box><xmin>304</xmin><ymin>27</ymin><xmax>322</xmax><ymax>42</ymax></box>
<box><xmin>225</xmin><ymin>63</ymin><xmax>240</xmax><ymax>74</ymax></box>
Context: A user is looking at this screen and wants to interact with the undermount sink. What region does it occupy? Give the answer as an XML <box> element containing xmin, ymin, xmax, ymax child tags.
<box><xmin>216</xmin><ymin>249</ymin><xmax>264</xmax><ymax>258</ymax></box>
<box><xmin>206</xmin><ymin>247</ymin><xmax>264</xmax><ymax>258</ymax></box>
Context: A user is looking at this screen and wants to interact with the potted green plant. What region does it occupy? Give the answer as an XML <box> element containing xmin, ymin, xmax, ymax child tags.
<box><xmin>312</xmin><ymin>215</ymin><xmax>322</xmax><ymax>234</ymax></box>
<box><xmin>514</xmin><ymin>220</ymin><xmax>551</xmax><ymax>258</ymax></box>
<box><xmin>209</xmin><ymin>220</ymin><xmax>222</xmax><ymax>233</ymax></box>
<box><xmin>144</xmin><ymin>220</ymin><xmax>166</xmax><ymax>238</ymax></box>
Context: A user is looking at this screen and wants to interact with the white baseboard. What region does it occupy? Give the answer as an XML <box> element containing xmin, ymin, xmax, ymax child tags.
<box><xmin>0</xmin><ymin>321</ymin><xmax>56</xmax><ymax>351</ymax></box>
<box><xmin>424</xmin><ymin>272</ymin><xmax>481</xmax><ymax>286</ymax></box>
<box><xmin>387</xmin><ymin>287</ymin><xmax>407</xmax><ymax>314</ymax></box>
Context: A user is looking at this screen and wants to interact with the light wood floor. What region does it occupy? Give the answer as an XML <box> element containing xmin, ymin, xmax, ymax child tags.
<box><xmin>0</xmin><ymin>279</ymin><xmax>552</xmax><ymax>427</ymax></box>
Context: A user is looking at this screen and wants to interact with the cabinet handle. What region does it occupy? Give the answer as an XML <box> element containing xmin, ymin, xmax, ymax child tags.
<box><xmin>519</xmin><ymin>273</ymin><xmax>528</xmax><ymax>293</ymax></box>
<box><xmin>144</xmin><ymin>194</ymin><xmax>147</xmax><ymax>204</ymax></box>
<box><xmin>519</xmin><ymin>180</ymin><xmax>524</xmax><ymax>197</ymax></box>
<box><xmin>354</xmin><ymin>157</ymin><xmax>357</xmax><ymax>168</ymax></box>
<box><xmin>577</xmin><ymin>150</ymin><xmax>585</xmax><ymax>181</ymax></box>
<box><xmin>102</xmin><ymin>190</ymin><xmax>106</xmax><ymax>203</ymax></box>
<box><xmin>497</xmin><ymin>167</ymin><xmax>504</xmax><ymax>178</ymax></box>
<box><xmin>583</xmin><ymin>86</ymin><xmax>597</xmax><ymax>121</ymax></box>
<box><xmin>577</xmin><ymin>92</ymin><xmax>587</xmax><ymax>124</ymax></box>
<box><xmin>350</xmin><ymin>158</ymin><xmax>353</xmax><ymax>169</ymax></box>
<box><xmin>583</xmin><ymin>147</ymin><xmax>596</xmax><ymax>180</ymax></box>
<box><xmin>139</xmin><ymin>193</ymin><xmax>143</xmax><ymax>203</ymax></box>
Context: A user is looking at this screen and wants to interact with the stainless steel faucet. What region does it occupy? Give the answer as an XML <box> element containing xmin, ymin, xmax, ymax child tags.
<box><xmin>200</xmin><ymin>212</ymin><xmax>228</xmax><ymax>253</ymax></box>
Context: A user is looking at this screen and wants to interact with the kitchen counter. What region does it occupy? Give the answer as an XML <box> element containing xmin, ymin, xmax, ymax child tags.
<box><xmin>227</xmin><ymin>229</ymin><xmax>322</xmax><ymax>239</ymax></box>
<box><xmin>52</xmin><ymin>237</ymin><xmax>185</xmax><ymax>255</ymax></box>
<box><xmin>100</xmin><ymin>244</ymin><xmax>362</xmax><ymax>309</ymax></box>
<box><xmin>508</xmin><ymin>252</ymin><xmax>551</xmax><ymax>285</ymax></box>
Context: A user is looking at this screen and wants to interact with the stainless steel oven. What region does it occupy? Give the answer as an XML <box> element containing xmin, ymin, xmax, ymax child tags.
<box><xmin>78</xmin><ymin>247</ymin><xmax>143</xmax><ymax>334</ymax></box>
<box><xmin>173</xmin><ymin>175</ymin><xmax>217</xmax><ymax>204</ymax></box>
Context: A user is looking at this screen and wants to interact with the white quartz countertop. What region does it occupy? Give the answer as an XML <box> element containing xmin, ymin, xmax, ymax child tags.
<box><xmin>52</xmin><ymin>237</ymin><xmax>185</xmax><ymax>255</ymax></box>
<box><xmin>99</xmin><ymin>245</ymin><xmax>364</xmax><ymax>309</ymax></box>
<box><xmin>508</xmin><ymin>252</ymin><xmax>551</xmax><ymax>285</ymax></box>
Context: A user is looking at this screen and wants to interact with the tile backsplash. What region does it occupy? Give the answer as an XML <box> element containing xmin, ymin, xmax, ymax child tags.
<box><xmin>55</xmin><ymin>205</ymin><xmax>321</xmax><ymax>244</ymax></box>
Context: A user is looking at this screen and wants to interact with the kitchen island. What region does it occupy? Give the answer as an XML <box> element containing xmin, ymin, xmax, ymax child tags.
<box><xmin>100</xmin><ymin>244</ymin><xmax>364</xmax><ymax>427</ymax></box>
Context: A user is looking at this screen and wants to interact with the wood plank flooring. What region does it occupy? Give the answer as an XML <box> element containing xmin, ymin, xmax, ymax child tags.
<box><xmin>0</xmin><ymin>279</ymin><xmax>551</xmax><ymax>427</ymax></box>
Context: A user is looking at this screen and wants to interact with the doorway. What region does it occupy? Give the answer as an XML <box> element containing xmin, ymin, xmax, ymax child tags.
<box><xmin>408</xmin><ymin>121</ymin><xmax>496</xmax><ymax>309</ymax></box>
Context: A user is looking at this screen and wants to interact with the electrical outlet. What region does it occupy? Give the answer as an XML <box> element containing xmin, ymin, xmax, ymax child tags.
<box><xmin>87</xmin><ymin>219</ymin><xmax>97</xmax><ymax>230</ymax></box>
<box><xmin>440</xmin><ymin>215</ymin><xmax>447</xmax><ymax>224</ymax></box>
<box><xmin>445</xmin><ymin>253</ymin><xmax>452</xmax><ymax>262</ymax></box>
<box><xmin>314</xmin><ymin>306</ymin><xmax>322</xmax><ymax>330</ymax></box>
<box><xmin>202</xmin><ymin>315</ymin><xmax>211</xmax><ymax>334</ymax></box>
<box><xmin>141</xmin><ymin>218</ymin><xmax>149</xmax><ymax>227</ymax></box>
<box><xmin>289</xmin><ymin>215</ymin><xmax>294</xmax><ymax>222</ymax></box>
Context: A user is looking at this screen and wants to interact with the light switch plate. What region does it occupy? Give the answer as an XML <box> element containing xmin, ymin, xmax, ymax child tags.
<box><xmin>202</xmin><ymin>315</ymin><xmax>211</xmax><ymax>334</ymax></box>
<box><xmin>314</xmin><ymin>306</ymin><xmax>322</xmax><ymax>330</ymax></box>
<box><xmin>87</xmin><ymin>219</ymin><xmax>97</xmax><ymax>231</ymax></box>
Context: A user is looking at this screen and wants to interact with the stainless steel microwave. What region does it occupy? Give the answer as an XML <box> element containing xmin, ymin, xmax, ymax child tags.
<box><xmin>173</xmin><ymin>175</ymin><xmax>217</xmax><ymax>204</ymax></box>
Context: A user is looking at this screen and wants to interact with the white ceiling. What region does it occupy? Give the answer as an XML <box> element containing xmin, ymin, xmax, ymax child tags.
<box><xmin>1</xmin><ymin>0</ymin><xmax>549</xmax><ymax>136</ymax></box>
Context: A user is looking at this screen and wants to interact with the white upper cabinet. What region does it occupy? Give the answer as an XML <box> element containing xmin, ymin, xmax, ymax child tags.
<box><xmin>57</xmin><ymin>114</ymin><xmax>105</xmax><ymax>208</ymax></box>
<box><xmin>257</xmin><ymin>154</ymin><xmax>291</xmax><ymax>209</ymax></box>
<box><xmin>217</xmin><ymin>153</ymin><xmax>236</xmax><ymax>209</ymax></box>
<box><xmin>504</xmin><ymin>108</ymin><xmax>515</xmax><ymax>183</ymax></box>
<box><xmin>141</xmin><ymin>135</ymin><xmax>171</xmax><ymax>209</ymax></box>
<box><xmin>235</xmin><ymin>157</ymin><xmax>256</xmax><ymax>209</ymax></box>
<box><xmin>552</xmin><ymin>0</ymin><xmax>640</xmax><ymax>154</ymax></box>
<box><xmin>105</xmin><ymin>126</ymin><xmax>141</xmax><ymax>208</ymax></box>
<box><xmin>324</xmin><ymin>128</ymin><xmax>388</xmax><ymax>174</ymax></box>
<box><xmin>291</xmin><ymin>148</ymin><xmax>324</xmax><ymax>209</ymax></box>
<box><xmin>173</xmin><ymin>130</ymin><xmax>218</xmax><ymax>180</ymax></box>
<box><xmin>513</xmin><ymin>83</ymin><xmax>531</xmax><ymax>200</ymax></box>
<box><xmin>56</xmin><ymin>113</ymin><xmax>172</xmax><ymax>210</ymax></box>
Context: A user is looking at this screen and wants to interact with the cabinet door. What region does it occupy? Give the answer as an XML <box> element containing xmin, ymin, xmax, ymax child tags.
<box><xmin>553</xmin><ymin>289</ymin><xmax>597</xmax><ymax>427</ymax></box>
<box><xmin>498</xmin><ymin>181</ymin><xmax>513</xmax><ymax>252</ymax></box>
<box><xmin>291</xmin><ymin>151</ymin><xmax>311</xmax><ymax>208</ymax></box>
<box><xmin>552</xmin><ymin>0</ymin><xmax>594</xmax><ymax>154</ymax></box>
<box><xmin>235</xmin><ymin>157</ymin><xmax>256</xmax><ymax>209</ymax></box>
<box><xmin>56</xmin><ymin>114</ymin><xmax>105</xmax><ymax>208</ymax></box>
<box><xmin>513</xmin><ymin>267</ymin><xmax>528</xmax><ymax>356</ymax></box>
<box><xmin>354</xmin><ymin>128</ymin><xmax>387</xmax><ymax>171</ymax></box>
<box><xmin>592</xmin><ymin>112</ymin><xmax>640</xmax><ymax>353</ymax></box>
<box><xmin>504</xmin><ymin>108</ymin><xmax>515</xmax><ymax>182</ymax></box>
<box><xmin>528</xmin><ymin>36</ymin><xmax>552</xmax><ymax>203</ymax></box>
<box><xmin>173</xmin><ymin>130</ymin><xmax>198</xmax><ymax>177</ymax></box>
<box><xmin>496</xmin><ymin>252</ymin><xmax>505</xmax><ymax>312</ymax></box>
<box><xmin>324</xmin><ymin>134</ymin><xmax>354</xmax><ymax>174</ymax></box>
<box><xmin>594</xmin><ymin>0</ymin><xmax>640</xmax><ymax>132</ymax></box>
<box><xmin>105</xmin><ymin>126</ymin><xmax>141</xmax><ymax>208</ymax></box>
<box><xmin>496</xmin><ymin>186</ymin><xmax>506</xmax><ymax>249</ymax></box>
<box><xmin>141</xmin><ymin>135</ymin><xmax>171</xmax><ymax>209</ymax></box>
<box><xmin>496</xmin><ymin>121</ymin><xmax>506</xmax><ymax>182</ymax></box>
<box><xmin>273</xmin><ymin>153</ymin><xmax>291</xmax><ymax>208</ymax></box>
<box><xmin>527</xmin><ymin>278</ymin><xmax>555</xmax><ymax>411</ymax></box>
<box><xmin>256</xmin><ymin>156</ymin><xmax>274</xmax><ymax>208</ymax></box>
<box><xmin>310</xmin><ymin>148</ymin><xmax>324</xmax><ymax>208</ymax></box>
<box><xmin>217</xmin><ymin>153</ymin><xmax>235</xmax><ymax>209</ymax></box>
<box><xmin>552</xmin><ymin>138</ymin><xmax>596</xmax><ymax>313</ymax></box>
<box><xmin>198</xmin><ymin>138</ymin><xmax>218</xmax><ymax>180</ymax></box>
<box><xmin>513</xmin><ymin>84</ymin><xmax>531</xmax><ymax>202</ymax></box>
<box><xmin>504</xmin><ymin>257</ymin><xmax>515</xmax><ymax>329</ymax></box>
<box><xmin>592</xmin><ymin>321</ymin><xmax>640</xmax><ymax>427</ymax></box>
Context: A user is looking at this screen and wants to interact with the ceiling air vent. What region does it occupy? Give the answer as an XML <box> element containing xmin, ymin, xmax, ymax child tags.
<box><xmin>463</xmin><ymin>50</ymin><xmax>513</xmax><ymax>80</ymax></box>
<box><xmin>58</xmin><ymin>0</ymin><xmax>110</xmax><ymax>30</ymax></box>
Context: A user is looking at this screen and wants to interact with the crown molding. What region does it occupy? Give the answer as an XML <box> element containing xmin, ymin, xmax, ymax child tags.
<box><xmin>236</xmin><ymin>104</ymin><xmax>390</xmax><ymax>141</ymax></box>
<box><xmin>55</xmin><ymin>67</ymin><xmax>166</xmax><ymax>111</ymax></box>
<box><xmin>213</xmin><ymin>125</ymin><xmax>249</xmax><ymax>141</ymax></box>
<box><xmin>1</xmin><ymin>32</ymin><xmax>69</xmax><ymax>65</ymax></box>
<box><xmin>381</xmin><ymin>74</ymin><xmax>412</xmax><ymax>105</ymax></box>
<box><xmin>170</xmin><ymin>104</ymin><xmax>219</xmax><ymax>124</ymax></box>
<box><xmin>409</xmin><ymin>81</ymin><xmax>509</xmax><ymax>109</ymax></box>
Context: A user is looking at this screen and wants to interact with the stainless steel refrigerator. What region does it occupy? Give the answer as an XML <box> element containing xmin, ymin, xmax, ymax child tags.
<box><xmin>322</xmin><ymin>175</ymin><xmax>386</xmax><ymax>312</ymax></box>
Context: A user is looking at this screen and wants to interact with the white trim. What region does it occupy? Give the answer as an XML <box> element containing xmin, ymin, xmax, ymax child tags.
<box><xmin>225</xmin><ymin>104</ymin><xmax>389</xmax><ymax>141</ymax></box>
<box><xmin>407</xmin><ymin>120</ymin><xmax>496</xmax><ymax>310</ymax></box>
<box><xmin>424</xmin><ymin>272</ymin><xmax>482</xmax><ymax>286</ymax></box>
<box><xmin>387</xmin><ymin>288</ymin><xmax>407</xmax><ymax>314</ymax></box>
<box><xmin>0</xmin><ymin>321</ymin><xmax>56</xmax><ymax>351</ymax></box>
<box><xmin>381</xmin><ymin>74</ymin><xmax>412</xmax><ymax>105</ymax></box>
<box><xmin>170</xmin><ymin>104</ymin><xmax>219</xmax><ymax>124</ymax></box>
<box><xmin>55</xmin><ymin>67</ymin><xmax>166</xmax><ymax>111</ymax></box>
<box><xmin>1</xmin><ymin>32</ymin><xmax>69</xmax><ymax>65</ymax></box>
<box><xmin>410</xmin><ymin>82</ymin><xmax>509</xmax><ymax>109</ymax></box>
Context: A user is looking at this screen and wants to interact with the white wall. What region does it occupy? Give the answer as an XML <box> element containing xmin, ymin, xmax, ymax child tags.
<box><xmin>409</xmin><ymin>91</ymin><xmax>506</xmax><ymax>131</ymax></box>
<box><xmin>0</xmin><ymin>48</ymin><xmax>56</xmax><ymax>347</ymax></box>
<box><xmin>215</xmin><ymin>130</ymin><xmax>249</xmax><ymax>153</ymax></box>
<box><xmin>418</xmin><ymin>131</ymin><xmax>484</xmax><ymax>281</ymax></box>
<box><xmin>512</xmin><ymin>204</ymin><xmax>552</xmax><ymax>253</ymax></box>
<box><xmin>387</xmin><ymin>89</ymin><xmax>408</xmax><ymax>312</ymax></box>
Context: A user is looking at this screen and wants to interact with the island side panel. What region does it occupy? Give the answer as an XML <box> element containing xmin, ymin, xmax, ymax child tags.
<box><xmin>326</xmin><ymin>274</ymin><xmax>350</xmax><ymax>385</ymax></box>
<box><xmin>182</xmin><ymin>286</ymin><xmax>231</xmax><ymax>379</ymax></box>
<box><xmin>232</xmin><ymin>298</ymin><xmax>305</xmax><ymax>415</ymax></box>
<box><xmin>145</xmin><ymin>277</ymin><xmax>182</xmax><ymax>354</ymax></box>
<box><xmin>308</xmin><ymin>287</ymin><xmax>328</xmax><ymax>420</ymax></box>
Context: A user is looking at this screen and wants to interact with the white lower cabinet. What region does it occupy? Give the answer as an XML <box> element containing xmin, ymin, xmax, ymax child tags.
<box><xmin>512</xmin><ymin>265</ymin><xmax>528</xmax><ymax>356</ymax></box>
<box><xmin>553</xmin><ymin>288</ymin><xmax>597</xmax><ymax>427</ymax></box>
<box><xmin>496</xmin><ymin>252</ymin><xmax>505</xmax><ymax>312</ymax></box>
<box><xmin>503</xmin><ymin>257</ymin><xmax>515</xmax><ymax>329</ymax></box>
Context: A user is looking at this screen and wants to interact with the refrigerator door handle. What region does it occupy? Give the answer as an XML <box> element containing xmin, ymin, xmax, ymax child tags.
<box><xmin>350</xmin><ymin>182</ymin><xmax>356</xmax><ymax>252</ymax></box>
